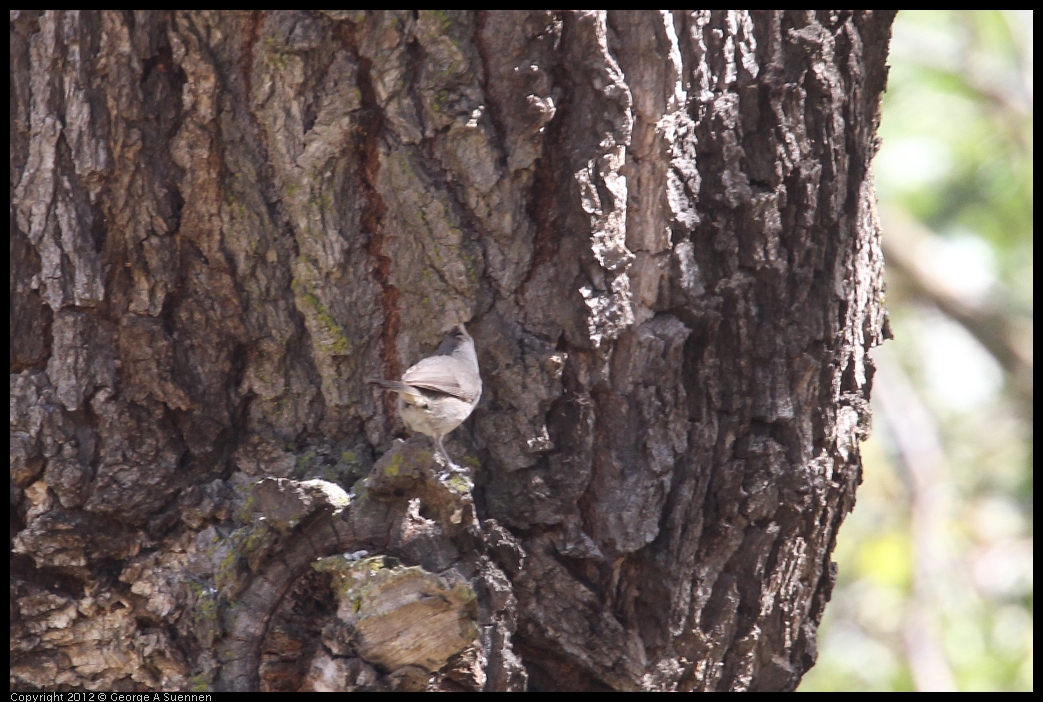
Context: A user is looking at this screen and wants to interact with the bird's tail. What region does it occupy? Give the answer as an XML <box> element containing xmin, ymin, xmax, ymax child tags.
<box><xmin>367</xmin><ymin>378</ymin><xmax>426</xmax><ymax>405</ymax></box>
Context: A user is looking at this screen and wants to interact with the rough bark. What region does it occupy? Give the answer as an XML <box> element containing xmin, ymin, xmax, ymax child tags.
<box><xmin>10</xmin><ymin>10</ymin><xmax>893</xmax><ymax>692</ymax></box>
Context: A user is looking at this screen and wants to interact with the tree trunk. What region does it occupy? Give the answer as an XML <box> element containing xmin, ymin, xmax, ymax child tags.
<box><xmin>10</xmin><ymin>10</ymin><xmax>894</xmax><ymax>692</ymax></box>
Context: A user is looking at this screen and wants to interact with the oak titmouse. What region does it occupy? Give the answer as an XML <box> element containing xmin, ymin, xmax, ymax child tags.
<box><xmin>368</xmin><ymin>324</ymin><xmax>481</xmax><ymax>469</ymax></box>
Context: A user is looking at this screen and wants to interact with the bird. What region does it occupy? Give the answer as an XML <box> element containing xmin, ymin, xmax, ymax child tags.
<box><xmin>368</xmin><ymin>324</ymin><xmax>482</xmax><ymax>470</ymax></box>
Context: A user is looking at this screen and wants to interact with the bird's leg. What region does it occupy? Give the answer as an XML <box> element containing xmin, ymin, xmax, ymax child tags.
<box><xmin>435</xmin><ymin>436</ymin><xmax>464</xmax><ymax>474</ymax></box>
<box><xmin>435</xmin><ymin>436</ymin><xmax>453</xmax><ymax>468</ymax></box>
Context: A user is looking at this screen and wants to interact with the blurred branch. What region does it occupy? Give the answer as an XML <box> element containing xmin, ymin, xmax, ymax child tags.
<box><xmin>880</xmin><ymin>208</ymin><xmax>1033</xmax><ymax>414</ymax></box>
<box><xmin>873</xmin><ymin>349</ymin><xmax>958</xmax><ymax>692</ymax></box>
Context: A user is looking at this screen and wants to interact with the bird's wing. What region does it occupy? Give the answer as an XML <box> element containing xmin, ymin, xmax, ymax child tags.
<box><xmin>401</xmin><ymin>357</ymin><xmax>481</xmax><ymax>402</ymax></box>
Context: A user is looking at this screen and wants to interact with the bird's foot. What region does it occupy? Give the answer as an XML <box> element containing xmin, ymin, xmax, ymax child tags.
<box><xmin>437</xmin><ymin>463</ymin><xmax>473</xmax><ymax>492</ymax></box>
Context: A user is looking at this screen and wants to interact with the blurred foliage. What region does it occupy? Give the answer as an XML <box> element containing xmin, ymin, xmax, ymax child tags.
<box><xmin>875</xmin><ymin>10</ymin><xmax>1033</xmax><ymax>270</ymax></box>
<box><xmin>799</xmin><ymin>11</ymin><xmax>1033</xmax><ymax>692</ymax></box>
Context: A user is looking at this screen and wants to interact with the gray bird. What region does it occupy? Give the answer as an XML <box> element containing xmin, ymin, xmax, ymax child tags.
<box><xmin>368</xmin><ymin>324</ymin><xmax>481</xmax><ymax>469</ymax></box>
